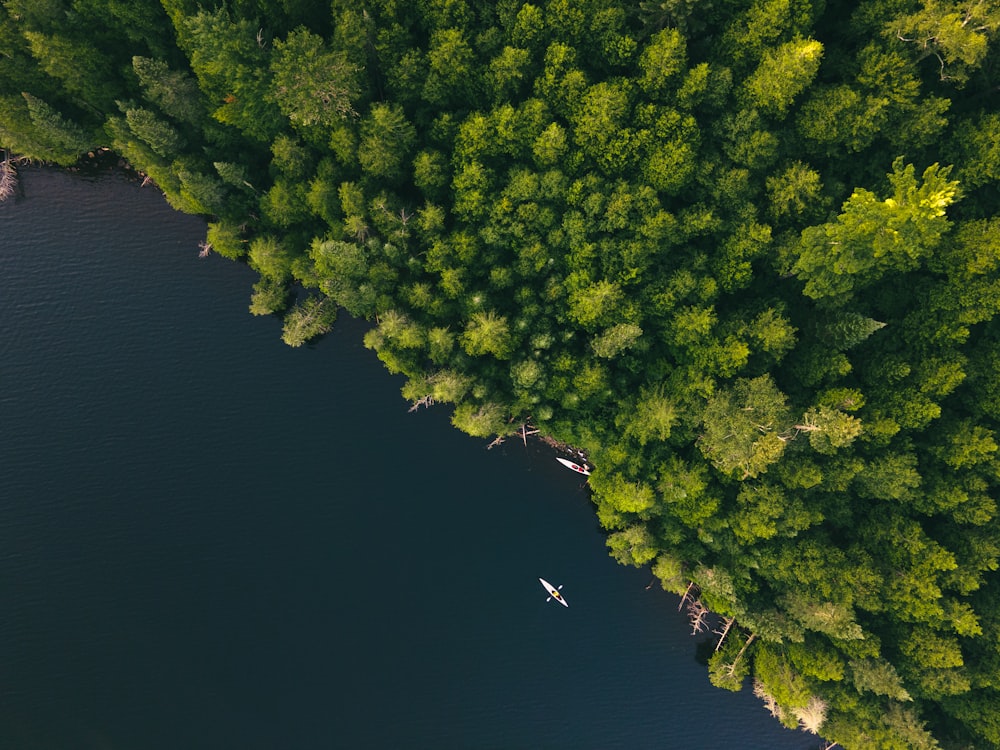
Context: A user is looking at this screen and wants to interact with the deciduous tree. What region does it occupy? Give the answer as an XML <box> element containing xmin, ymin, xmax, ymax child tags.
<box><xmin>794</xmin><ymin>159</ymin><xmax>960</xmax><ymax>301</ymax></box>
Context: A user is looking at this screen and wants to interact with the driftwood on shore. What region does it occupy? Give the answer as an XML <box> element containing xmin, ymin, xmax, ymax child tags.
<box><xmin>407</xmin><ymin>395</ymin><xmax>434</xmax><ymax>412</ymax></box>
<box><xmin>0</xmin><ymin>150</ymin><xmax>17</xmax><ymax>202</ymax></box>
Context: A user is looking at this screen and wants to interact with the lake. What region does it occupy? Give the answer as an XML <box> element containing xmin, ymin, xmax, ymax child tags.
<box><xmin>0</xmin><ymin>167</ymin><xmax>817</xmax><ymax>749</ymax></box>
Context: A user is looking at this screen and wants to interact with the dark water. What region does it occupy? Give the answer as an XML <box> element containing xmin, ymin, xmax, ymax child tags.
<box><xmin>0</xmin><ymin>169</ymin><xmax>816</xmax><ymax>749</ymax></box>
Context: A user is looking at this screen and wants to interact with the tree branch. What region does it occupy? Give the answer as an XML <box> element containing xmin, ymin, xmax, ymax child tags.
<box><xmin>678</xmin><ymin>580</ymin><xmax>697</xmax><ymax>611</ymax></box>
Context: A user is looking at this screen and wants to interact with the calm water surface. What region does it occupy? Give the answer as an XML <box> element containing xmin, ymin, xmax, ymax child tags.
<box><xmin>0</xmin><ymin>168</ymin><xmax>817</xmax><ymax>749</ymax></box>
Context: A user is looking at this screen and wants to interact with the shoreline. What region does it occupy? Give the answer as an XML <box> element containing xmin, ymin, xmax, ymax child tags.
<box><xmin>67</xmin><ymin>147</ymin><xmax>146</xmax><ymax>182</ymax></box>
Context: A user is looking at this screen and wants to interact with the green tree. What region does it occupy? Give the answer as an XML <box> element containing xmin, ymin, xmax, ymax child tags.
<box><xmin>461</xmin><ymin>310</ymin><xmax>514</xmax><ymax>358</ymax></box>
<box><xmin>205</xmin><ymin>220</ymin><xmax>247</xmax><ymax>260</ymax></box>
<box><xmin>820</xmin><ymin>312</ymin><xmax>887</xmax><ymax>349</ymax></box>
<box><xmin>638</xmin><ymin>105</ymin><xmax>699</xmax><ymax>194</ymax></box>
<box><xmin>248</xmin><ymin>235</ymin><xmax>294</xmax><ymax>280</ymax></box>
<box><xmin>566</xmin><ymin>279</ymin><xmax>626</xmax><ymax>330</ymax></box>
<box><xmin>637</xmin><ymin>27</ymin><xmax>686</xmax><ymax>99</ymax></box>
<box><xmin>3</xmin><ymin>0</ymin><xmax>69</xmax><ymax>34</ymax></box>
<box><xmin>531</xmin><ymin>122</ymin><xmax>568</xmax><ymax>167</ymax></box>
<box><xmin>533</xmin><ymin>41</ymin><xmax>589</xmax><ymax>118</ymax></box>
<box><xmin>3</xmin><ymin>93</ymin><xmax>96</xmax><ymax>164</ymax></box>
<box><xmin>795</xmin><ymin>406</ymin><xmax>863</xmax><ymax>454</ymax></box>
<box><xmin>261</xmin><ymin>178</ymin><xmax>309</xmax><ymax>226</ymax></box>
<box><xmin>591</xmin><ymin>322</ymin><xmax>642</xmax><ymax>358</ymax></box>
<box><xmin>951</xmin><ymin>113</ymin><xmax>1000</xmax><ymax>190</ymax></box>
<box><xmin>730</xmin><ymin>482</ymin><xmax>821</xmax><ymax>543</ymax></box>
<box><xmin>358</xmin><ymin>103</ymin><xmax>417</xmax><ymax>182</ymax></box>
<box><xmin>451</xmin><ymin>401</ymin><xmax>512</xmax><ymax>438</ymax></box>
<box><xmin>487</xmin><ymin>45</ymin><xmax>532</xmax><ymax>102</ymax></box>
<box><xmin>607</xmin><ymin>524</ymin><xmax>659</xmax><ymax>566</ymax></box>
<box><xmin>850</xmin><ymin>658</ymin><xmax>912</xmax><ymax>702</ymax></box>
<box><xmin>794</xmin><ymin>159</ymin><xmax>960</xmax><ymax>301</ymax></box>
<box><xmin>249</xmin><ymin>277</ymin><xmax>289</xmax><ymax>315</ymax></box>
<box><xmin>281</xmin><ymin>295</ymin><xmax>337</xmax><ymax>347</ymax></box>
<box><xmin>766</xmin><ymin>161</ymin><xmax>824</xmax><ymax>222</ymax></box>
<box><xmin>699</xmin><ymin>375</ymin><xmax>791</xmax><ymax>479</ymax></box>
<box><xmin>132</xmin><ymin>56</ymin><xmax>205</xmax><ymax>125</ymax></box>
<box><xmin>754</xmin><ymin>644</ymin><xmax>813</xmax><ymax>711</ymax></box>
<box><xmin>709</xmin><ymin>632</ymin><xmax>755</xmax><ymax>691</ymax></box>
<box><xmin>214</xmin><ymin>160</ymin><xmax>254</xmax><ymax>191</ymax></box>
<box><xmin>570</xmin><ymin>80</ymin><xmax>637</xmax><ymax>173</ymax></box>
<box><xmin>617</xmin><ymin>385</ymin><xmax>678</xmax><ymax>445</ymax></box>
<box><xmin>270</xmin><ymin>28</ymin><xmax>361</xmax><ymax>134</ymax></box>
<box><xmin>122</xmin><ymin>106</ymin><xmax>184</xmax><ymax>158</ymax></box>
<box><xmin>930</xmin><ymin>421</ymin><xmax>998</xmax><ymax>470</ymax></box>
<box><xmin>590</xmin><ymin>472</ymin><xmax>657</xmax><ymax>516</ymax></box>
<box><xmin>741</xmin><ymin>36</ymin><xmax>823</xmax><ymax>115</ymax></box>
<box><xmin>181</xmin><ymin>8</ymin><xmax>283</xmax><ymax>141</ymax></box>
<box><xmin>423</xmin><ymin>27</ymin><xmax>478</xmax><ymax>106</ymax></box>
<box><xmin>796</xmin><ymin>84</ymin><xmax>882</xmax><ymax>155</ymax></box>
<box><xmin>887</xmin><ymin>0</ymin><xmax>1000</xmax><ymax>84</ymax></box>
<box><xmin>718</xmin><ymin>0</ymin><xmax>816</xmax><ymax>70</ymax></box>
<box><xmin>746</xmin><ymin>308</ymin><xmax>797</xmax><ymax>361</ymax></box>
<box><xmin>309</xmin><ymin>238</ymin><xmax>377</xmax><ymax>316</ymax></box>
<box><xmin>22</xmin><ymin>30</ymin><xmax>118</xmax><ymax>112</ymax></box>
<box><xmin>854</xmin><ymin>451</ymin><xmax>922</xmax><ymax>501</ymax></box>
<box><xmin>510</xmin><ymin>2</ymin><xmax>546</xmax><ymax>50</ymax></box>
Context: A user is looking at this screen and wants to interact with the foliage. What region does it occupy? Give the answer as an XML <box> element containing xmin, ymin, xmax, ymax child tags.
<box><xmin>5</xmin><ymin>0</ymin><xmax>1000</xmax><ymax>745</ymax></box>
<box><xmin>281</xmin><ymin>295</ymin><xmax>336</xmax><ymax>347</ymax></box>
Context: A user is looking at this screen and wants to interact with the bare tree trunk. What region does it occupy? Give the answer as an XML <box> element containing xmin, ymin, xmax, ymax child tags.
<box><xmin>714</xmin><ymin>616</ymin><xmax>736</xmax><ymax>652</ymax></box>
<box><xmin>678</xmin><ymin>580</ymin><xmax>696</xmax><ymax>611</ymax></box>
<box><xmin>0</xmin><ymin>150</ymin><xmax>17</xmax><ymax>202</ymax></box>
<box><xmin>408</xmin><ymin>395</ymin><xmax>434</xmax><ymax>412</ymax></box>
<box><xmin>687</xmin><ymin>598</ymin><xmax>710</xmax><ymax>634</ymax></box>
<box><xmin>725</xmin><ymin>633</ymin><xmax>757</xmax><ymax>677</ymax></box>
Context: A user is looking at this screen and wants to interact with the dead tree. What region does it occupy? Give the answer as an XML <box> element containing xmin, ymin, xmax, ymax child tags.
<box><xmin>0</xmin><ymin>150</ymin><xmax>16</xmax><ymax>202</ymax></box>
<box><xmin>407</xmin><ymin>395</ymin><xmax>434</xmax><ymax>412</ymax></box>
<box><xmin>677</xmin><ymin>581</ymin><xmax>697</xmax><ymax>611</ymax></box>
<box><xmin>753</xmin><ymin>679</ymin><xmax>781</xmax><ymax>719</ymax></box>
<box><xmin>714</xmin><ymin>616</ymin><xmax>736</xmax><ymax>652</ymax></box>
<box><xmin>686</xmin><ymin>598</ymin><xmax>711</xmax><ymax>635</ymax></box>
<box><xmin>724</xmin><ymin>633</ymin><xmax>757</xmax><ymax>679</ymax></box>
<box><xmin>519</xmin><ymin>423</ymin><xmax>539</xmax><ymax>446</ymax></box>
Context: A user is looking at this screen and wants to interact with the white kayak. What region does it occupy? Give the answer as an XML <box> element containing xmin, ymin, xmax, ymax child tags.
<box><xmin>556</xmin><ymin>456</ymin><xmax>591</xmax><ymax>476</ymax></box>
<box><xmin>539</xmin><ymin>577</ymin><xmax>569</xmax><ymax>607</ymax></box>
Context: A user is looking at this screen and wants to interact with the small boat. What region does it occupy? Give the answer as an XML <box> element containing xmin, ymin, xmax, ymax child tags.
<box><xmin>556</xmin><ymin>456</ymin><xmax>591</xmax><ymax>476</ymax></box>
<box><xmin>539</xmin><ymin>577</ymin><xmax>569</xmax><ymax>607</ymax></box>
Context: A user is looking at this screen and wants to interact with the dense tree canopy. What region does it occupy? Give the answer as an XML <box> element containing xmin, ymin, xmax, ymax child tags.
<box><xmin>3</xmin><ymin>0</ymin><xmax>1000</xmax><ymax>746</ymax></box>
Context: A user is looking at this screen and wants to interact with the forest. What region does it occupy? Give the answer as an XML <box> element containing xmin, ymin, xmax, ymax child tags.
<box><xmin>2</xmin><ymin>0</ymin><xmax>1000</xmax><ymax>746</ymax></box>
